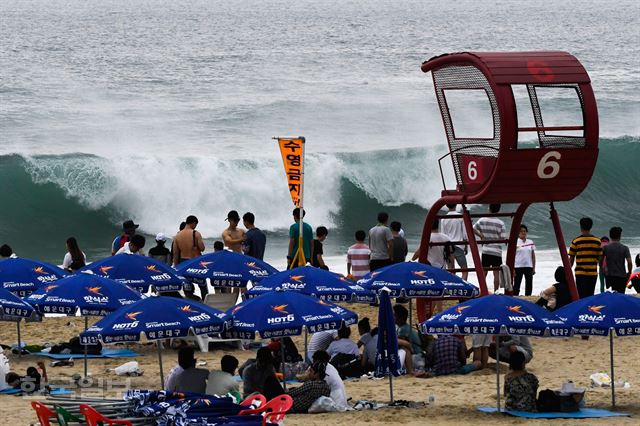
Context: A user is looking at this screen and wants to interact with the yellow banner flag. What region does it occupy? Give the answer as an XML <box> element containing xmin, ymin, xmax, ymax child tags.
<box><xmin>277</xmin><ymin>137</ymin><xmax>305</xmax><ymax>207</ymax></box>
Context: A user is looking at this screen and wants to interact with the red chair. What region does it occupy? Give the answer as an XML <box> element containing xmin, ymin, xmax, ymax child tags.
<box><xmin>238</xmin><ymin>394</ymin><xmax>293</xmax><ymax>425</ymax></box>
<box><xmin>31</xmin><ymin>401</ymin><xmax>55</xmax><ymax>426</ymax></box>
<box><xmin>79</xmin><ymin>404</ymin><xmax>133</xmax><ymax>426</ymax></box>
<box><xmin>240</xmin><ymin>393</ymin><xmax>267</xmax><ymax>409</ymax></box>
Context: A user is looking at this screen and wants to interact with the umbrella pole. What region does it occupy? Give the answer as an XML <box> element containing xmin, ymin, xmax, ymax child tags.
<box><xmin>304</xmin><ymin>329</ymin><xmax>308</xmax><ymax>362</ymax></box>
<box><xmin>157</xmin><ymin>341</ymin><xmax>165</xmax><ymax>390</ymax></box>
<box><xmin>281</xmin><ymin>337</ymin><xmax>287</xmax><ymax>392</ymax></box>
<box><xmin>16</xmin><ymin>321</ymin><xmax>21</xmax><ymax>358</ymax></box>
<box><xmin>84</xmin><ymin>317</ymin><xmax>89</xmax><ymax>378</ymax></box>
<box><xmin>610</xmin><ymin>333</ymin><xmax>616</xmax><ymax>408</ymax></box>
<box><xmin>409</xmin><ymin>299</ymin><xmax>413</xmax><ymax>331</ymax></box>
<box><xmin>389</xmin><ymin>370</ymin><xmax>394</xmax><ymax>403</ymax></box>
<box><xmin>496</xmin><ymin>336</ymin><xmax>500</xmax><ymax>412</ymax></box>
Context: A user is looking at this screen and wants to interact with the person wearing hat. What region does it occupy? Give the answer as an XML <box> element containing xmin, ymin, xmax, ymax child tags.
<box><xmin>222</xmin><ymin>210</ymin><xmax>245</xmax><ymax>253</ymax></box>
<box><xmin>148</xmin><ymin>233</ymin><xmax>171</xmax><ymax>266</ymax></box>
<box><xmin>111</xmin><ymin>219</ymin><xmax>139</xmax><ymax>256</ymax></box>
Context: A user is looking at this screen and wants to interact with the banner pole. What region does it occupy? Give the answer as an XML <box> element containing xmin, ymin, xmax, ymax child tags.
<box><xmin>297</xmin><ymin>138</ymin><xmax>306</xmax><ymax>267</ymax></box>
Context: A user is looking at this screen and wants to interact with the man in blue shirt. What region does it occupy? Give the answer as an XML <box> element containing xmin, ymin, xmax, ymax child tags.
<box><xmin>242</xmin><ymin>212</ymin><xmax>267</xmax><ymax>260</ymax></box>
<box><xmin>287</xmin><ymin>208</ymin><xmax>313</xmax><ymax>269</ymax></box>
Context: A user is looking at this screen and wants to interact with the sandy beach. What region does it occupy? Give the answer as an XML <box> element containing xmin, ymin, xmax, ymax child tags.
<box><xmin>1</xmin><ymin>300</ymin><xmax>638</xmax><ymax>426</ymax></box>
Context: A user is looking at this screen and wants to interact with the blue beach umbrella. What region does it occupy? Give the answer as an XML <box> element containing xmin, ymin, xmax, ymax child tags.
<box><xmin>375</xmin><ymin>289</ymin><xmax>404</xmax><ymax>403</ymax></box>
<box><xmin>81</xmin><ymin>297</ymin><xmax>227</xmax><ymax>388</ymax></box>
<box><xmin>26</xmin><ymin>272</ymin><xmax>143</xmax><ymax>377</ymax></box>
<box><xmin>175</xmin><ymin>251</ymin><xmax>278</xmax><ymax>288</ymax></box>
<box><xmin>0</xmin><ymin>287</ymin><xmax>37</xmax><ymax>357</ymax></box>
<box><xmin>26</xmin><ymin>273</ymin><xmax>142</xmax><ymax>316</ymax></box>
<box><xmin>246</xmin><ymin>266</ymin><xmax>376</xmax><ymax>303</ymax></box>
<box><xmin>358</xmin><ymin>261</ymin><xmax>479</xmax><ymax>299</ymax></box>
<box><xmin>421</xmin><ymin>295</ymin><xmax>567</xmax><ymax>411</ymax></box>
<box><xmin>224</xmin><ymin>290</ymin><xmax>357</xmax><ymax>340</ymax></box>
<box><xmin>82</xmin><ymin>253</ymin><xmax>184</xmax><ymax>293</ymax></box>
<box><xmin>555</xmin><ymin>292</ymin><xmax>640</xmax><ymax>407</ymax></box>
<box><xmin>0</xmin><ymin>257</ymin><xmax>67</xmax><ymax>297</ymax></box>
<box><xmin>224</xmin><ymin>290</ymin><xmax>357</xmax><ymax>391</ymax></box>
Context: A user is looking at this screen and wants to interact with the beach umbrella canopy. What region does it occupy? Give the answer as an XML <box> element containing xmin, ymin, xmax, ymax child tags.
<box><xmin>358</xmin><ymin>262</ymin><xmax>479</xmax><ymax>299</ymax></box>
<box><xmin>224</xmin><ymin>290</ymin><xmax>357</xmax><ymax>340</ymax></box>
<box><xmin>421</xmin><ymin>294</ymin><xmax>567</xmax><ymax>337</ymax></box>
<box><xmin>246</xmin><ymin>266</ymin><xmax>376</xmax><ymax>303</ymax></box>
<box><xmin>26</xmin><ymin>273</ymin><xmax>142</xmax><ymax>316</ymax></box>
<box><xmin>0</xmin><ymin>257</ymin><xmax>67</xmax><ymax>297</ymax></box>
<box><xmin>81</xmin><ymin>297</ymin><xmax>227</xmax><ymax>389</ymax></box>
<box><xmin>375</xmin><ymin>289</ymin><xmax>404</xmax><ymax>402</ymax></box>
<box><xmin>0</xmin><ymin>287</ymin><xmax>35</xmax><ymax>319</ymax></box>
<box><xmin>174</xmin><ymin>251</ymin><xmax>278</xmax><ymax>288</ymax></box>
<box><xmin>555</xmin><ymin>291</ymin><xmax>640</xmax><ymax>407</ymax></box>
<box><xmin>81</xmin><ymin>253</ymin><xmax>184</xmax><ymax>292</ymax></box>
<box><xmin>554</xmin><ymin>291</ymin><xmax>640</xmax><ymax>336</ymax></box>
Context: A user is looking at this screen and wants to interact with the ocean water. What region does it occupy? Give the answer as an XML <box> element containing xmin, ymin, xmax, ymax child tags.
<box><xmin>1</xmin><ymin>0</ymin><xmax>639</xmax><ymax>289</ymax></box>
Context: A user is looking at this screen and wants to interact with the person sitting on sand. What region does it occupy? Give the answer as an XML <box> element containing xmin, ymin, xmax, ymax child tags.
<box><xmin>489</xmin><ymin>335</ymin><xmax>533</xmax><ymax>364</ymax></box>
<box><xmin>361</xmin><ymin>327</ymin><xmax>379</xmax><ymax>373</ymax></box>
<box><xmin>357</xmin><ymin>317</ymin><xmax>372</xmax><ymax>348</ymax></box>
<box><xmin>263</xmin><ymin>361</ymin><xmax>331</xmax><ymax>413</ymax></box>
<box><xmin>504</xmin><ymin>351</ymin><xmax>539</xmax><ymax>412</ymax></box>
<box><xmin>5</xmin><ymin>366</ymin><xmax>42</xmax><ymax>392</ymax></box>
<box><xmin>536</xmin><ymin>266</ymin><xmax>572</xmax><ymax>311</ymax></box>
<box><xmin>172</xmin><ymin>347</ymin><xmax>209</xmax><ymax>394</ymax></box>
<box><xmin>326</xmin><ymin>325</ymin><xmax>359</xmax><ymax>360</ymax></box>
<box><xmin>242</xmin><ymin>347</ymin><xmax>278</xmax><ymax>399</ymax></box>
<box><xmin>431</xmin><ymin>335</ymin><xmax>467</xmax><ymax>376</ymax></box>
<box><xmin>267</xmin><ymin>337</ymin><xmax>303</xmax><ymax>372</ymax></box>
<box><xmin>307</xmin><ymin>350</ymin><xmax>348</xmax><ymax>410</ymax></box>
<box><xmin>206</xmin><ymin>355</ymin><xmax>240</xmax><ymax>401</ymax></box>
<box><xmin>306</xmin><ymin>330</ymin><xmax>337</xmax><ymax>362</ymax></box>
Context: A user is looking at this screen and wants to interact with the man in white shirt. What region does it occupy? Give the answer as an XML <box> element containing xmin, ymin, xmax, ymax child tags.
<box><xmin>206</xmin><ymin>355</ymin><xmax>240</xmax><ymax>399</ymax></box>
<box><xmin>115</xmin><ymin>234</ymin><xmax>146</xmax><ymax>256</ymax></box>
<box><xmin>412</xmin><ymin>219</ymin><xmax>453</xmax><ymax>269</ymax></box>
<box><xmin>440</xmin><ymin>204</ymin><xmax>468</xmax><ymax>280</ymax></box>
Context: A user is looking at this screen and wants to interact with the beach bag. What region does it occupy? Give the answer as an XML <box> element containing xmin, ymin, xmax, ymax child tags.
<box><xmin>308</xmin><ymin>396</ymin><xmax>340</xmax><ymax>413</ymax></box>
<box><xmin>537</xmin><ymin>389</ymin><xmax>561</xmax><ymax>412</ymax></box>
<box><xmin>330</xmin><ymin>353</ymin><xmax>363</xmax><ymax>379</ymax></box>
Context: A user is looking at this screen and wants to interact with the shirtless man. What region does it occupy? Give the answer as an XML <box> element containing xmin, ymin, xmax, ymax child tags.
<box><xmin>222</xmin><ymin>210</ymin><xmax>245</xmax><ymax>253</ymax></box>
<box><xmin>172</xmin><ymin>215</ymin><xmax>205</xmax><ymax>266</ymax></box>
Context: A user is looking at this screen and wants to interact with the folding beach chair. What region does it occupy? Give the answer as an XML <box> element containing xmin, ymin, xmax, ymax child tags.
<box><xmin>31</xmin><ymin>401</ymin><xmax>55</xmax><ymax>426</ymax></box>
<box><xmin>80</xmin><ymin>404</ymin><xmax>134</xmax><ymax>426</ymax></box>
<box><xmin>239</xmin><ymin>394</ymin><xmax>293</xmax><ymax>425</ymax></box>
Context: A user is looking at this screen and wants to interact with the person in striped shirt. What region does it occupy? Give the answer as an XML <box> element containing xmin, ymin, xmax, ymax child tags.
<box><xmin>473</xmin><ymin>204</ymin><xmax>506</xmax><ymax>292</ymax></box>
<box><xmin>568</xmin><ymin>217</ymin><xmax>602</xmax><ymax>299</ymax></box>
<box><xmin>347</xmin><ymin>230</ymin><xmax>371</xmax><ymax>279</ymax></box>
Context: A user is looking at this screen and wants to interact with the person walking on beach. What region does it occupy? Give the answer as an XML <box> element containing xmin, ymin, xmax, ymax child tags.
<box><xmin>172</xmin><ymin>215</ymin><xmax>205</xmax><ymax>265</ymax></box>
<box><xmin>242</xmin><ymin>212</ymin><xmax>266</xmax><ymax>260</ymax></box>
<box><xmin>111</xmin><ymin>220</ymin><xmax>139</xmax><ymax>255</ymax></box>
<box><xmin>347</xmin><ymin>230</ymin><xmax>371</xmax><ymax>280</ymax></box>
<box><xmin>473</xmin><ymin>204</ymin><xmax>506</xmax><ymax>292</ymax></box>
<box><xmin>568</xmin><ymin>217</ymin><xmax>602</xmax><ymax>299</ymax></box>
<box><xmin>287</xmin><ymin>208</ymin><xmax>313</xmax><ymax>269</ymax></box>
<box><xmin>514</xmin><ymin>225</ymin><xmax>536</xmax><ymax>296</ymax></box>
<box><xmin>369</xmin><ymin>212</ymin><xmax>393</xmax><ymax>271</ymax></box>
<box><xmin>311</xmin><ymin>226</ymin><xmax>329</xmax><ymax>270</ymax></box>
<box><xmin>602</xmin><ymin>226</ymin><xmax>632</xmax><ymax>293</ymax></box>
<box><xmin>222</xmin><ymin>210</ymin><xmax>245</xmax><ymax>253</ymax></box>
<box><xmin>62</xmin><ymin>237</ymin><xmax>86</xmax><ymax>272</ymax></box>
<box><xmin>390</xmin><ymin>221</ymin><xmax>408</xmax><ymax>264</ymax></box>
<box><xmin>148</xmin><ymin>233</ymin><xmax>171</xmax><ymax>265</ymax></box>
<box><xmin>440</xmin><ymin>204</ymin><xmax>469</xmax><ymax>280</ymax></box>
<box><xmin>599</xmin><ymin>236</ymin><xmax>610</xmax><ymax>292</ymax></box>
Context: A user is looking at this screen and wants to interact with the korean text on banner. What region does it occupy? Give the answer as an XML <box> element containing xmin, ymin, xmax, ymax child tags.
<box><xmin>277</xmin><ymin>138</ymin><xmax>305</xmax><ymax>207</ymax></box>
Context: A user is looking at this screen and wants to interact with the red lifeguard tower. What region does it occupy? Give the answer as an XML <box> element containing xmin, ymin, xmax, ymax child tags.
<box><xmin>416</xmin><ymin>52</ymin><xmax>599</xmax><ymax>318</ymax></box>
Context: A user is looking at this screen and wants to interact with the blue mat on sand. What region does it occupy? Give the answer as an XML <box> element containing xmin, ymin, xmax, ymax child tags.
<box><xmin>477</xmin><ymin>406</ymin><xmax>630</xmax><ymax>418</ymax></box>
<box><xmin>1</xmin><ymin>387</ymin><xmax>73</xmax><ymax>396</ymax></box>
<box><xmin>29</xmin><ymin>348</ymin><xmax>140</xmax><ymax>359</ymax></box>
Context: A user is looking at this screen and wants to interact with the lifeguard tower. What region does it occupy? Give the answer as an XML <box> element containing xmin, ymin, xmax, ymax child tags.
<box><xmin>416</xmin><ymin>52</ymin><xmax>599</xmax><ymax>318</ymax></box>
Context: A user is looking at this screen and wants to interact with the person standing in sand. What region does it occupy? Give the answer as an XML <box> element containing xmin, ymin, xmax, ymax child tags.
<box><xmin>172</xmin><ymin>215</ymin><xmax>205</xmax><ymax>265</ymax></box>
<box><xmin>473</xmin><ymin>204</ymin><xmax>506</xmax><ymax>292</ymax></box>
<box><xmin>568</xmin><ymin>217</ymin><xmax>602</xmax><ymax>299</ymax></box>
<box><xmin>222</xmin><ymin>210</ymin><xmax>245</xmax><ymax>253</ymax></box>
<box><xmin>602</xmin><ymin>226</ymin><xmax>632</xmax><ymax>293</ymax></box>
<box><xmin>111</xmin><ymin>219</ymin><xmax>139</xmax><ymax>255</ymax></box>
<box><xmin>369</xmin><ymin>212</ymin><xmax>393</xmax><ymax>271</ymax></box>
<box><xmin>242</xmin><ymin>212</ymin><xmax>266</xmax><ymax>260</ymax></box>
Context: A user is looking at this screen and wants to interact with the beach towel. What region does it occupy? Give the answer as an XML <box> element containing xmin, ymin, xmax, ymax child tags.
<box><xmin>498</xmin><ymin>264</ymin><xmax>513</xmax><ymax>292</ymax></box>
<box><xmin>0</xmin><ymin>386</ymin><xmax>73</xmax><ymax>396</ymax></box>
<box><xmin>28</xmin><ymin>348</ymin><xmax>140</xmax><ymax>359</ymax></box>
<box><xmin>477</xmin><ymin>406</ymin><xmax>630</xmax><ymax>418</ymax></box>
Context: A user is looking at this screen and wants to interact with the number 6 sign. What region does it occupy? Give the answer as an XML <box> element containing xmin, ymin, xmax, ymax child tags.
<box><xmin>537</xmin><ymin>151</ymin><xmax>561</xmax><ymax>179</ymax></box>
<box><xmin>458</xmin><ymin>154</ymin><xmax>496</xmax><ymax>190</ymax></box>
